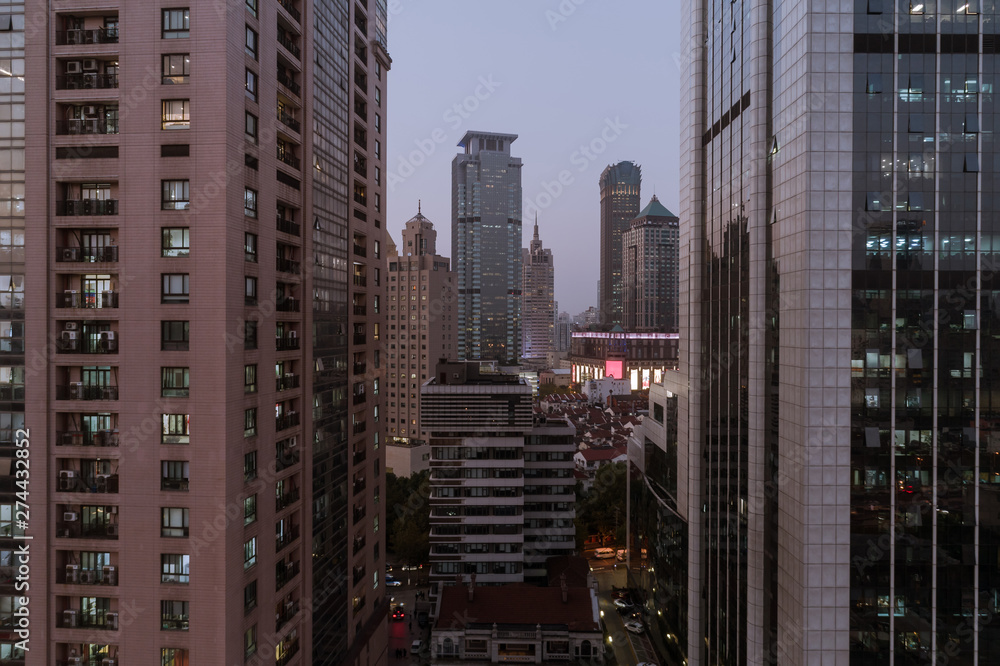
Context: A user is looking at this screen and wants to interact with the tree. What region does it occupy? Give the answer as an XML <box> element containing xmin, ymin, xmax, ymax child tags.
<box><xmin>576</xmin><ymin>461</ymin><xmax>627</xmax><ymax>547</ymax></box>
<box><xmin>386</xmin><ymin>470</ymin><xmax>431</xmax><ymax>564</ymax></box>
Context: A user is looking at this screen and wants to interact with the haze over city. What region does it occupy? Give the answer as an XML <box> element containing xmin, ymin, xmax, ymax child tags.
<box><xmin>387</xmin><ymin>0</ymin><xmax>681</xmax><ymax>314</ymax></box>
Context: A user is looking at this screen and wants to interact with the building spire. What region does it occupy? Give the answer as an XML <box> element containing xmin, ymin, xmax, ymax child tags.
<box><xmin>418</xmin><ymin>199</ymin><xmax>421</xmax><ymax>215</ymax></box>
<box><xmin>533</xmin><ymin>212</ymin><xmax>539</xmax><ymax>242</ymax></box>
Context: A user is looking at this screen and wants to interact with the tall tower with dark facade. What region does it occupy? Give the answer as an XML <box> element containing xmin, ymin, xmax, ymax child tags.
<box><xmin>622</xmin><ymin>195</ymin><xmax>679</xmax><ymax>333</ymax></box>
<box><xmin>453</xmin><ymin>131</ymin><xmax>522</xmax><ymax>362</ymax></box>
<box><xmin>521</xmin><ymin>216</ymin><xmax>555</xmax><ymax>361</ymax></box>
<box><xmin>659</xmin><ymin>0</ymin><xmax>1000</xmax><ymax>665</ymax></box>
<box><xmin>599</xmin><ymin>161</ymin><xmax>641</xmax><ymax>326</ymax></box>
<box><xmin>26</xmin><ymin>1</ymin><xmax>390</xmax><ymax>664</ymax></box>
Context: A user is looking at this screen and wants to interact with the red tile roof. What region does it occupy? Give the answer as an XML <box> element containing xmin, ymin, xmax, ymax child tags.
<box><xmin>435</xmin><ymin>583</ymin><xmax>600</xmax><ymax>632</ymax></box>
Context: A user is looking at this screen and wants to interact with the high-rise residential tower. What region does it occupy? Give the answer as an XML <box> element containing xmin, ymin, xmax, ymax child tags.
<box><xmin>26</xmin><ymin>1</ymin><xmax>390</xmax><ymax>664</ymax></box>
<box><xmin>521</xmin><ymin>216</ymin><xmax>555</xmax><ymax>362</ymax></box>
<box><xmin>452</xmin><ymin>131</ymin><xmax>522</xmax><ymax>362</ymax></box>
<box><xmin>385</xmin><ymin>206</ymin><xmax>457</xmax><ymax>477</ymax></box>
<box><xmin>660</xmin><ymin>0</ymin><xmax>1000</xmax><ymax>664</ymax></box>
<box><xmin>598</xmin><ymin>160</ymin><xmax>641</xmax><ymax>326</ymax></box>
<box><xmin>621</xmin><ymin>195</ymin><xmax>679</xmax><ymax>333</ymax></box>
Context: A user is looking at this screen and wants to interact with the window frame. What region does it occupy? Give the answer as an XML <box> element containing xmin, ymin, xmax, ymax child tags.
<box><xmin>161</xmin><ymin>273</ymin><xmax>190</xmax><ymax>304</ymax></box>
<box><xmin>160</xmin><ymin>553</ymin><xmax>190</xmax><ymax>584</ymax></box>
<box><xmin>244</xmin><ymin>364</ymin><xmax>257</xmax><ymax>393</ymax></box>
<box><xmin>161</xmin><ymin>507</ymin><xmax>189</xmax><ymax>538</ymax></box>
<box><xmin>161</xmin><ymin>8</ymin><xmax>190</xmax><ymax>39</ymax></box>
<box><xmin>161</xmin><ymin>180</ymin><xmax>190</xmax><ymax>210</ymax></box>
<box><xmin>161</xmin><ymin>99</ymin><xmax>190</xmax><ymax>130</ymax></box>
<box><xmin>243</xmin><ymin>536</ymin><xmax>257</xmax><ymax>569</ymax></box>
<box><xmin>245</xmin><ymin>68</ymin><xmax>258</xmax><ymax>101</ymax></box>
<box><xmin>244</xmin><ymin>188</ymin><xmax>258</xmax><ymax>218</ymax></box>
<box><xmin>161</xmin><ymin>320</ymin><xmax>190</xmax><ymax>351</ymax></box>
<box><xmin>245</xmin><ymin>25</ymin><xmax>258</xmax><ymax>60</ymax></box>
<box><xmin>161</xmin><ymin>367</ymin><xmax>190</xmax><ymax>398</ymax></box>
<box><xmin>162</xmin><ymin>228</ymin><xmax>190</xmax><ymax>257</ymax></box>
<box><xmin>161</xmin><ymin>54</ymin><xmax>190</xmax><ymax>84</ymax></box>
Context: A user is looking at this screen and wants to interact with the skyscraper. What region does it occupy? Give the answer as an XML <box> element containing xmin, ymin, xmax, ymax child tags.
<box><xmin>453</xmin><ymin>131</ymin><xmax>522</xmax><ymax>362</ymax></box>
<box><xmin>521</xmin><ymin>216</ymin><xmax>555</xmax><ymax>362</ymax></box>
<box><xmin>663</xmin><ymin>0</ymin><xmax>1000</xmax><ymax>664</ymax></box>
<box><xmin>26</xmin><ymin>1</ymin><xmax>389</xmax><ymax>663</ymax></box>
<box><xmin>598</xmin><ymin>160</ymin><xmax>641</xmax><ymax>325</ymax></box>
<box><xmin>385</xmin><ymin>206</ymin><xmax>457</xmax><ymax>476</ymax></box>
<box><xmin>621</xmin><ymin>195</ymin><xmax>679</xmax><ymax>333</ymax></box>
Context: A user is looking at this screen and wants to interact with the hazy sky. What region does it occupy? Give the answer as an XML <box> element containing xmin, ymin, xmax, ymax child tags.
<box><xmin>385</xmin><ymin>0</ymin><xmax>681</xmax><ymax>315</ymax></box>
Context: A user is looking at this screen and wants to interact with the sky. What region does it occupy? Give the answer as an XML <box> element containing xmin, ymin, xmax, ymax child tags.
<box><xmin>385</xmin><ymin>0</ymin><xmax>681</xmax><ymax>316</ymax></box>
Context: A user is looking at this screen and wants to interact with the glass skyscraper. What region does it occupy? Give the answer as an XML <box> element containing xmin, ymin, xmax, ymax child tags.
<box><xmin>673</xmin><ymin>0</ymin><xmax>1000</xmax><ymax>664</ymax></box>
<box><xmin>452</xmin><ymin>131</ymin><xmax>522</xmax><ymax>362</ymax></box>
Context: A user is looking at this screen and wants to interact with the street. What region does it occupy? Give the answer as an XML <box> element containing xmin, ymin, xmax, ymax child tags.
<box><xmin>587</xmin><ymin>550</ymin><xmax>663</xmax><ymax>666</ymax></box>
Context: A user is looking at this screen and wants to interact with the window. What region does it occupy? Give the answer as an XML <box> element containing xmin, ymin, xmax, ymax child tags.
<box><xmin>245</xmin><ymin>625</ymin><xmax>257</xmax><ymax>659</ymax></box>
<box><xmin>245</xmin><ymin>68</ymin><xmax>257</xmax><ymax>101</ymax></box>
<box><xmin>161</xmin><ymin>553</ymin><xmax>190</xmax><ymax>583</ymax></box>
<box><xmin>245</xmin><ymin>25</ymin><xmax>258</xmax><ymax>59</ymax></box>
<box><xmin>162</xmin><ymin>54</ymin><xmax>190</xmax><ymax>84</ymax></box>
<box><xmin>243</xmin><ymin>537</ymin><xmax>257</xmax><ymax>569</ymax></box>
<box><xmin>245</xmin><ymin>232</ymin><xmax>257</xmax><ymax>261</ymax></box>
<box><xmin>161</xmin><ymin>648</ymin><xmax>189</xmax><ymax>666</ymax></box>
<box><xmin>161</xmin><ymin>367</ymin><xmax>190</xmax><ymax>397</ymax></box>
<box><xmin>374</xmin><ymin>113</ymin><xmax>381</xmax><ymax>133</ymax></box>
<box><xmin>161</xmin><ymin>460</ymin><xmax>189</xmax><ymax>490</ymax></box>
<box><xmin>245</xmin><ymin>111</ymin><xmax>257</xmax><ymax>143</ymax></box>
<box><xmin>161</xmin><ymin>180</ymin><xmax>190</xmax><ymax>209</ymax></box>
<box><xmin>245</xmin><ymin>276</ymin><xmax>257</xmax><ymax>305</ymax></box>
<box><xmin>161</xmin><ymin>600</ymin><xmax>189</xmax><ymax>630</ymax></box>
<box><xmin>374</xmin><ymin>140</ymin><xmax>381</xmax><ymax>159</ymax></box>
<box><xmin>161</xmin><ymin>99</ymin><xmax>190</xmax><ymax>129</ymax></box>
<box><xmin>161</xmin><ymin>274</ymin><xmax>190</xmax><ymax>303</ymax></box>
<box><xmin>161</xmin><ymin>414</ymin><xmax>190</xmax><ymax>444</ymax></box>
<box><xmin>246</xmin><ymin>0</ymin><xmax>257</xmax><ymax>17</ymax></box>
<box><xmin>244</xmin><ymin>408</ymin><xmax>257</xmax><ymax>438</ymax></box>
<box><xmin>244</xmin><ymin>364</ymin><xmax>257</xmax><ymax>393</ymax></box>
<box><xmin>162</xmin><ymin>9</ymin><xmax>189</xmax><ymax>39</ymax></box>
<box><xmin>374</xmin><ymin>166</ymin><xmax>380</xmax><ymax>185</ymax></box>
<box><xmin>244</xmin><ymin>495</ymin><xmax>257</xmax><ymax>524</ymax></box>
<box><xmin>161</xmin><ymin>507</ymin><xmax>189</xmax><ymax>537</ymax></box>
<box><xmin>162</xmin><ymin>228</ymin><xmax>190</xmax><ymax>257</ymax></box>
<box><xmin>161</xmin><ymin>321</ymin><xmax>190</xmax><ymax>351</ymax></box>
<box><xmin>244</xmin><ymin>188</ymin><xmax>257</xmax><ymax>217</ymax></box>
<box><xmin>244</xmin><ymin>451</ymin><xmax>257</xmax><ymax>480</ymax></box>
<box><xmin>244</xmin><ymin>580</ymin><xmax>257</xmax><ymax>611</ymax></box>
<box><xmin>244</xmin><ymin>321</ymin><xmax>258</xmax><ymax>350</ymax></box>
<box><xmin>375</xmin><ymin>87</ymin><xmax>381</xmax><ymax>107</ymax></box>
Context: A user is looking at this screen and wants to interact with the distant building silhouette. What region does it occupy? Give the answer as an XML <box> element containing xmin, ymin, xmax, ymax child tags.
<box><xmin>599</xmin><ymin>161</ymin><xmax>641</xmax><ymax>325</ymax></box>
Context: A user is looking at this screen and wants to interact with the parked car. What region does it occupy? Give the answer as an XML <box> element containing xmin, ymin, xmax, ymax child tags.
<box><xmin>616</xmin><ymin>549</ymin><xmax>627</xmax><ymax>561</ymax></box>
<box><xmin>411</xmin><ymin>640</ymin><xmax>424</xmax><ymax>653</ymax></box>
<box><xmin>624</xmin><ymin>619</ymin><xmax>645</xmax><ymax>634</ymax></box>
<box><xmin>391</xmin><ymin>607</ymin><xmax>405</xmax><ymax>621</ymax></box>
<box><xmin>385</xmin><ymin>576</ymin><xmax>402</xmax><ymax>587</ymax></box>
<box><xmin>594</xmin><ymin>547</ymin><xmax>616</xmax><ymax>559</ymax></box>
<box><xmin>613</xmin><ymin>598</ymin><xmax>634</xmax><ymax>610</ymax></box>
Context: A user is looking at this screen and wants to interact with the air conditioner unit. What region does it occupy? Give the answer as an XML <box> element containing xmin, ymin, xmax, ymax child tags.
<box><xmin>63</xmin><ymin>609</ymin><xmax>78</xmax><ymax>628</ymax></box>
<box><xmin>80</xmin><ymin>570</ymin><xmax>96</xmax><ymax>584</ymax></box>
<box><xmin>102</xmin><ymin>659</ymin><xmax>117</xmax><ymax>666</ymax></box>
<box><xmin>106</xmin><ymin>524</ymin><xmax>118</xmax><ymax>537</ymax></box>
<box><xmin>64</xmin><ymin>321</ymin><xmax>78</xmax><ymax>331</ymax></box>
<box><xmin>65</xmin><ymin>61</ymin><xmax>82</xmax><ymax>74</ymax></box>
<box><xmin>65</xmin><ymin>564</ymin><xmax>79</xmax><ymax>583</ymax></box>
<box><xmin>82</xmin><ymin>105</ymin><xmax>98</xmax><ymax>116</ymax></box>
<box><xmin>69</xmin><ymin>381</ymin><xmax>83</xmax><ymax>399</ymax></box>
<box><xmin>61</xmin><ymin>330</ymin><xmax>77</xmax><ymax>343</ymax></box>
<box><xmin>95</xmin><ymin>473</ymin><xmax>110</xmax><ymax>490</ymax></box>
<box><xmin>82</xmin><ymin>59</ymin><xmax>98</xmax><ymax>71</ymax></box>
<box><xmin>59</xmin><ymin>469</ymin><xmax>76</xmax><ymax>479</ymax></box>
<box><xmin>82</xmin><ymin>73</ymin><xmax>97</xmax><ymax>89</ymax></box>
<box><xmin>59</xmin><ymin>477</ymin><xmax>73</xmax><ymax>491</ymax></box>
<box><xmin>105</xmin><ymin>611</ymin><xmax>118</xmax><ymax>630</ymax></box>
<box><xmin>62</xmin><ymin>247</ymin><xmax>80</xmax><ymax>261</ymax></box>
<box><xmin>102</xmin><ymin>565</ymin><xmax>116</xmax><ymax>585</ymax></box>
<box><xmin>101</xmin><ymin>331</ymin><xmax>115</xmax><ymax>341</ymax></box>
<box><xmin>63</xmin><ymin>511</ymin><xmax>78</xmax><ymax>522</ymax></box>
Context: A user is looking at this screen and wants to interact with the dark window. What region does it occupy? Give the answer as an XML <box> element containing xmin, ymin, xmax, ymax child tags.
<box><xmin>161</xmin><ymin>274</ymin><xmax>190</xmax><ymax>303</ymax></box>
<box><xmin>161</xmin><ymin>321</ymin><xmax>190</xmax><ymax>350</ymax></box>
<box><xmin>162</xmin><ymin>9</ymin><xmax>189</xmax><ymax>38</ymax></box>
<box><xmin>162</xmin><ymin>54</ymin><xmax>190</xmax><ymax>84</ymax></box>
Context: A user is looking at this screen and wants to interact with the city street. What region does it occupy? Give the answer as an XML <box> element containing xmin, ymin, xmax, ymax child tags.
<box><xmin>586</xmin><ymin>550</ymin><xmax>663</xmax><ymax>666</ymax></box>
<box><xmin>386</xmin><ymin>566</ymin><xmax>432</xmax><ymax>664</ymax></box>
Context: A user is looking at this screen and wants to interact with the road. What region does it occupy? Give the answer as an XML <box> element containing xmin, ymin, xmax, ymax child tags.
<box><xmin>386</xmin><ymin>566</ymin><xmax>432</xmax><ymax>664</ymax></box>
<box><xmin>587</xmin><ymin>551</ymin><xmax>667</xmax><ymax>666</ymax></box>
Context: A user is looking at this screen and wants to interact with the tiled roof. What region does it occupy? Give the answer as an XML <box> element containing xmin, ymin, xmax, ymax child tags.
<box><xmin>435</xmin><ymin>583</ymin><xmax>600</xmax><ymax>632</ymax></box>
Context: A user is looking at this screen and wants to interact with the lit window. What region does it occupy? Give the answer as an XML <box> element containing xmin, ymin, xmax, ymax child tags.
<box><xmin>161</xmin><ymin>367</ymin><xmax>190</xmax><ymax>397</ymax></box>
<box><xmin>161</xmin><ymin>507</ymin><xmax>189</xmax><ymax>537</ymax></box>
<box><xmin>161</xmin><ymin>180</ymin><xmax>190</xmax><ymax>209</ymax></box>
<box><xmin>161</xmin><ymin>54</ymin><xmax>190</xmax><ymax>84</ymax></box>
<box><xmin>244</xmin><ymin>188</ymin><xmax>257</xmax><ymax>218</ymax></box>
<box><xmin>160</xmin><ymin>553</ymin><xmax>190</xmax><ymax>583</ymax></box>
<box><xmin>243</xmin><ymin>537</ymin><xmax>257</xmax><ymax>569</ymax></box>
<box><xmin>161</xmin><ymin>274</ymin><xmax>189</xmax><ymax>303</ymax></box>
<box><xmin>161</xmin><ymin>99</ymin><xmax>190</xmax><ymax>129</ymax></box>
<box><xmin>162</xmin><ymin>228</ymin><xmax>189</xmax><ymax>257</ymax></box>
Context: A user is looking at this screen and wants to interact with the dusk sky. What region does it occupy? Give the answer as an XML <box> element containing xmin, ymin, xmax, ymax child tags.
<box><xmin>386</xmin><ymin>0</ymin><xmax>681</xmax><ymax>315</ymax></box>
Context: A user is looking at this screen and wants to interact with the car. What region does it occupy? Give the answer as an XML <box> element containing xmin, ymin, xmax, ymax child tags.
<box><xmin>391</xmin><ymin>607</ymin><xmax>405</xmax><ymax>620</ymax></box>
<box><xmin>385</xmin><ymin>576</ymin><xmax>402</xmax><ymax>587</ymax></box>
<box><xmin>636</xmin><ymin>662</ymin><xmax>659</xmax><ymax>666</ymax></box>
<box><xmin>624</xmin><ymin>619</ymin><xmax>645</xmax><ymax>634</ymax></box>
<box><xmin>594</xmin><ymin>548</ymin><xmax>616</xmax><ymax>559</ymax></box>
<box><xmin>613</xmin><ymin>598</ymin><xmax>634</xmax><ymax>610</ymax></box>
<box><xmin>616</xmin><ymin>549</ymin><xmax>627</xmax><ymax>561</ymax></box>
<box><xmin>411</xmin><ymin>640</ymin><xmax>424</xmax><ymax>653</ymax></box>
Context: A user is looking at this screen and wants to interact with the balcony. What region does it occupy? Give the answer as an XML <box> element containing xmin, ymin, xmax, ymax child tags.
<box><xmin>277</xmin><ymin>70</ymin><xmax>300</xmax><ymax>97</ymax></box>
<box><xmin>276</xmin><ymin>257</ymin><xmax>300</xmax><ymax>275</ymax></box>
<box><xmin>58</xmin><ymin>609</ymin><xmax>118</xmax><ymax>630</ymax></box>
<box><xmin>353</xmin><ymin>274</ymin><xmax>367</xmax><ymax>287</ymax></box>
<box><xmin>352</xmin><ymin>565</ymin><xmax>366</xmax><ymax>585</ymax></box>
<box><xmin>276</xmin><ymin>297</ymin><xmax>300</xmax><ymax>313</ymax></box>
<box><xmin>277</xmin><ymin>149</ymin><xmax>300</xmax><ymax>170</ymax></box>
<box><xmin>56</xmin><ymin>28</ymin><xmax>119</xmax><ymax>45</ymax></box>
<box><xmin>55</xmin><ymin>118</ymin><xmax>119</xmax><ymax>135</ymax></box>
<box><xmin>57</xmin><ymin>199</ymin><xmax>118</xmax><ymax>216</ymax></box>
<box><xmin>56</xmin><ymin>73</ymin><xmax>118</xmax><ymax>90</ymax></box>
<box><xmin>353</xmin><ymin>534</ymin><xmax>366</xmax><ymax>554</ymax></box>
<box><xmin>353</xmin><ymin>305</ymin><xmax>367</xmax><ymax>316</ymax></box>
<box><xmin>275</xmin><ymin>412</ymin><xmax>300</xmax><ymax>431</ymax></box>
<box><xmin>276</xmin><ymin>600</ymin><xmax>300</xmax><ymax>632</ymax></box>
<box><xmin>61</xmin><ymin>564</ymin><xmax>118</xmax><ymax>586</ymax></box>
<box><xmin>352</xmin><ymin>477</ymin><xmax>366</xmax><ymax>495</ymax></box>
<box><xmin>161</xmin><ymin>477</ymin><xmax>189</xmax><ymax>491</ymax></box>
<box><xmin>55</xmin><ymin>472</ymin><xmax>119</xmax><ymax>494</ymax></box>
<box><xmin>276</xmin><ymin>335</ymin><xmax>300</xmax><ymax>351</ymax></box>
<box><xmin>353</xmin><ymin>391</ymin><xmax>366</xmax><ymax>405</ymax></box>
<box><xmin>57</xmin><ymin>429</ymin><xmax>119</xmax><ymax>447</ymax></box>
<box><xmin>56</xmin><ymin>246</ymin><xmax>119</xmax><ymax>263</ymax></box>
<box><xmin>56</xmin><ymin>384</ymin><xmax>118</xmax><ymax>401</ymax></box>
<box><xmin>352</xmin><ymin>449</ymin><xmax>366</xmax><ymax>466</ymax></box>
<box><xmin>276</xmin><ymin>488</ymin><xmax>300</xmax><ymax>511</ymax></box>
<box><xmin>56</xmin><ymin>291</ymin><xmax>119</xmax><ymax>309</ymax></box>
<box><xmin>353</xmin><ymin>333</ymin><xmax>367</xmax><ymax>345</ymax></box>
<box><xmin>278</xmin><ymin>0</ymin><xmax>301</xmax><ymax>22</ymax></box>
<box><xmin>55</xmin><ymin>522</ymin><xmax>118</xmax><ymax>540</ymax></box>
<box><xmin>353</xmin><ymin>243</ymin><xmax>367</xmax><ymax>257</ymax></box>
<box><xmin>276</xmin><ymin>637</ymin><xmax>300</xmax><ymax>666</ymax></box>
<box><xmin>353</xmin><ymin>361</ymin><xmax>366</xmax><ymax>375</ymax></box>
<box><xmin>275</xmin><ymin>448</ymin><xmax>300</xmax><ymax>472</ymax></box>
<box><xmin>277</xmin><ymin>29</ymin><xmax>301</xmax><ymax>59</ymax></box>
<box><xmin>56</xmin><ymin>332</ymin><xmax>118</xmax><ymax>355</ymax></box>
<box><xmin>278</xmin><ymin>108</ymin><xmax>301</xmax><ymax>133</ymax></box>
<box><xmin>276</xmin><ymin>216</ymin><xmax>300</xmax><ymax>236</ymax></box>
<box><xmin>352</xmin><ymin>420</ymin><xmax>366</xmax><ymax>436</ymax></box>
<box><xmin>276</xmin><ymin>560</ymin><xmax>300</xmax><ymax>590</ymax></box>
<box><xmin>276</xmin><ymin>374</ymin><xmax>300</xmax><ymax>391</ymax></box>
<box><xmin>275</xmin><ymin>525</ymin><xmax>299</xmax><ymax>552</ymax></box>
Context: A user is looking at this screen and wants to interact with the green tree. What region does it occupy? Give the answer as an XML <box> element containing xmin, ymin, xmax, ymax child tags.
<box><xmin>386</xmin><ymin>470</ymin><xmax>431</xmax><ymax>564</ymax></box>
<box><xmin>576</xmin><ymin>461</ymin><xmax>628</xmax><ymax>547</ymax></box>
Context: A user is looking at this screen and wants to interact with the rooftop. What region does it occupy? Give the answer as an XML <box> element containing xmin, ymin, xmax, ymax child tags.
<box><xmin>634</xmin><ymin>194</ymin><xmax>678</xmax><ymax>220</ymax></box>
<box><xmin>435</xmin><ymin>583</ymin><xmax>600</xmax><ymax>632</ymax></box>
